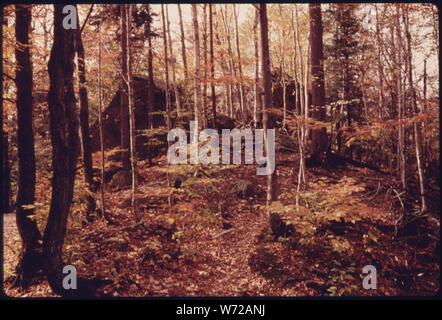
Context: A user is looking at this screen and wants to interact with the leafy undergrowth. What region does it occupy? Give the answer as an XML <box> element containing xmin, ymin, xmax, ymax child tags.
<box><xmin>3</xmin><ymin>151</ymin><xmax>440</xmax><ymax>297</ymax></box>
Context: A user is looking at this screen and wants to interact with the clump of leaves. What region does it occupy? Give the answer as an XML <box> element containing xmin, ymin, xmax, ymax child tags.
<box><xmin>326</xmin><ymin>262</ymin><xmax>359</xmax><ymax>296</ymax></box>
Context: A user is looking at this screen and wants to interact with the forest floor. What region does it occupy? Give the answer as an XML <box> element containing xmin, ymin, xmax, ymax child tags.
<box><xmin>3</xmin><ymin>151</ymin><xmax>440</xmax><ymax>297</ymax></box>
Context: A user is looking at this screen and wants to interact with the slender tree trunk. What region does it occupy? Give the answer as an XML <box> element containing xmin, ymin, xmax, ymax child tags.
<box><xmin>291</xmin><ymin>5</ymin><xmax>306</xmax><ymax>197</ymax></box>
<box><xmin>233</xmin><ymin>4</ymin><xmax>245</xmax><ymax>122</ymax></box>
<box><xmin>13</xmin><ymin>4</ymin><xmax>43</xmax><ymax>289</ymax></box>
<box><xmin>161</xmin><ymin>4</ymin><xmax>172</xmax><ymax>131</ymax></box>
<box><xmin>259</xmin><ymin>4</ymin><xmax>278</xmax><ymax>232</ymax></box>
<box><xmin>146</xmin><ymin>4</ymin><xmax>154</xmax><ymax>166</ymax></box>
<box><xmin>202</xmin><ymin>4</ymin><xmax>208</xmax><ymax>128</ymax></box>
<box><xmin>192</xmin><ymin>4</ymin><xmax>202</xmax><ymax>138</ymax></box>
<box><xmin>76</xmin><ymin>9</ymin><xmax>93</xmax><ymax>189</ymax></box>
<box><xmin>395</xmin><ymin>5</ymin><xmax>406</xmax><ymax>190</ymax></box>
<box><xmin>423</xmin><ymin>59</ymin><xmax>428</xmax><ymax>171</ymax></box>
<box><xmin>163</xmin><ymin>4</ymin><xmax>174</xmax><ymax>206</ymax></box>
<box><xmin>1</xmin><ymin>131</ymin><xmax>10</xmax><ymax>214</ymax></box>
<box><xmin>253</xmin><ymin>8</ymin><xmax>260</xmax><ymax>128</ymax></box>
<box><xmin>309</xmin><ymin>3</ymin><xmax>327</xmax><ymax>164</ymax></box>
<box><xmin>290</xmin><ymin>8</ymin><xmax>300</xmax><ymax>116</ymax></box>
<box><xmin>43</xmin><ymin>4</ymin><xmax>80</xmax><ymax>295</ymax></box>
<box><xmin>304</xmin><ymin>41</ymin><xmax>310</xmax><ymax>177</ymax></box>
<box><xmin>120</xmin><ymin>4</ymin><xmax>130</xmax><ymax>169</ymax></box>
<box><xmin>166</xmin><ymin>5</ymin><xmax>181</xmax><ymax>121</ymax></box>
<box><xmin>220</xmin><ymin>5</ymin><xmax>239</xmax><ymax>118</ymax></box>
<box><xmin>97</xmin><ymin>7</ymin><xmax>109</xmax><ymax>224</ymax></box>
<box><xmin>209</xmin><ymin>4</ymin><xmax>217</xmax><ymax>128</ymax></box>
<box><xmin>431</xmin><ymin>4</ymin><xmax>439</xmax><ymax>61</ymax></box>
<box><xmin>126</xmin><ymin>4</ymin><xmax>138</xmax><ymax>222</ymax></box>
<box><xmin>375</xmin><ymin>4</ymin><xmax>385</xmax><ymax>119</ymax></box>
<box><xmin>295</xmin><ymin>4</ymin><xmax>305</xmax><ymax>124</ymax></box>
<box><xmin>214</xmin><ymin>12</ymin><xmax>233</xmax><ymax>119</ymax></box>
<box><xmin>404</xmin><ymin>4</ymin><xmax>426</xmax><ymax>212</ymax></box>
<box><xmin>177</xmin><ymin>4</ymin><xmax>189</xmax><ymax>85</ymax></box>
<box><xmin>278</xmin><ymin>4</ymin><xmax>287</xmax><ymax>129</ymax></box>
<box><xmin>76</xmin><ymin>9</ymin><xmax>96</xmax><ymax>215</ymax></box>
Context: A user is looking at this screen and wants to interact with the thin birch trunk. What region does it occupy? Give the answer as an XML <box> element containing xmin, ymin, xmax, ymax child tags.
<box><xmin>125</xmin><ymin>4</ymin><xmax>138</xmax><ymax>222</ymax></box>
<box><xmin>177</xmin><ymin>4</ymin><xmax>189</xmax><ymax>85</ymax></box>
<box><xmin>166</xmin><ymin>5</ymin><xmax>181</xmax><ymax>121</ymax></box>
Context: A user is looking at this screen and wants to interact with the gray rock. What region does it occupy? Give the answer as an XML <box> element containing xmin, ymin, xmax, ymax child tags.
<box><xmin>231</xmin><ymin>179</ymin><xmax>255</xmax><ymax>199</ymax></box>
<box><xmin>110</xmin><ymin>169</ymin><xmax>131</xmax><ymax>189</ymax></box>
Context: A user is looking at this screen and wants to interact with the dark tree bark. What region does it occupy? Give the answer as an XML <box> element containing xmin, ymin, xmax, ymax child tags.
<box><xmin>43</xmin><ymin>4</ymin><xmax>80</xmax><ymax>295</ymax></box>
<box><xmin>120</xmin><ymin>4</ymin><xmax>130</xmax><ymax>169</ymax></box>
<box><xmin>97</xmin><ymin>7</ymin><xmax>110</xmax><ymax>225</ymax></box>
<box><xmin>76</xmin><ymin>8</ymin><xmax>96</xmax><ymax>215</ymax></box>
<box><xmin>259</xmin><ymin>4</ymin><xmax>278</xmax><ymax>234</ymax></box>
<box><xmin>12</xmin><ymin>4</ymin><xmax>43</xmax><ymax>289</ymax></box>
<box><xmin>1</xmin><ymin>131</ymin><xmax>10</xmax><ymax>214</ymax></box>
<box><xmin>308</xmin><ymin>3</ymin><xmax>328</xmax><ymax>164</ymax></box>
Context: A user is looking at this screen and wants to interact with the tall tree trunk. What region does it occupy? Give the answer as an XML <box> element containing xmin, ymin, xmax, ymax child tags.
<box><xmin>202</xmin><ymin>4</ymin><xmax>208</xmax><ymax>128</ymax></box>
<box><xmin>431</xmin><ymin>4</ymin><xmax>439</xmax><ymax>61</ymax></box>
<box><xmin>120</xmin><ymin>4</ymin><xmax>130</xmax><ymax>169</ymax></box>
<box><xmin>209</xmin><ymin>4</ymin><xmax>217</xmax><ymax>128</ymax></box>
<box><xmin>291</xmin><ymin>5</ymin><xmax>306</xmax><ymax>201</ymax></box>
<box><xmin>259</xmin><ymin>4</ymin><xmax>278</xmax><ymax>232</ymax></box>
<box><xmin>375</xmin><ymin>4</ymin><xmax>385</xmax><ymax>119</ymax></box>
<box><xmin>220</xmin><ymin>5</ymin><xmax>239</xmax><ymax>118</ymax></box>
<box><xmin>404</xmin><ymin>4</ymin><xmax>426</xmax><ymax>212</ymax></box>
<box><xmin>233</xmin><ymin>4</ymin><xmax>245</xmax><ymax>122</ymax></box>
<box><xmin>146</xmin><ymin>4</ymin><xmax>154</xmax><ymax>166</ymax></box>
<box><xmin>395</xmin><ymin>5</ymin><xmax>406</xmax><ymax>191</ymax></box>
<box><xmin>166</xmin><ymin>5</ymin><xmax>181</xmax><ymax>121</ymax></box>
<box><xmin>295</xmin><ymin>4</ymin><xmax>305</xmax><ymax>123</ymax></box>
<box><xmin>161</xmin><ymin>4</ymin><xmax>172</xmax><ymax>131</ymax></box>
<box><xmin>423</xmin><ymin>59</ymin><xmax>428</xmax><ymax>171</ymax></box>
<box><xmin>1</xmin><ymin>131</ymin><xmax>10</xmax><ymax>214</ymax></box>
<box><xmin>126</xmin><ymin>4</ymin><xmax>138</xmax><ymax>222</ymax></box>
<box><xmin>13</xmin><ymin>4</ymin><xmax>43</xmax><ymax>289</ymax></box>
<box><xmin>97</xmin><ymin>7</ymin><xmax>110</xmax><ymax>225</ymax></box>
<box><xmin>214</xmin><ymin>9</ymin><xmax>233</xmax><ymax>118</ymax></box>
<box><xmin>177</xmin><ymin>4</ymin><xmax>189</xmax><ymax>86</ymax></box>
<box><xmin>192</xmin><ymin>4</ymin><xmax>202</xmax><ymax>141</ymax></box>
<box><xmin>253</xmin><ymin>7</ymin><xmax>260</xmax><ymax>128</ymax></box>
<box><xmin>43</xmin><ymin>4</ymin><xmax>80</xmax><ymax>295</ymax></box>
<box><xmin>308</xmin><ymin>4</ymin><xmax>327</xmax><ymax>164</ymax></box>
<box><xmin>76</xmin><ymin>8</ymin><xmax>96</xmax><ymax>215</ymax></box>
<box><xmin>278</xmin><ymin>4</ymin><xmax>287</xmax><ymax>128</ymax></box>
<box><xmin>290</xmin><ymin>6</ymin><xmax>300</xmax><ymax>116</ymax></box>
